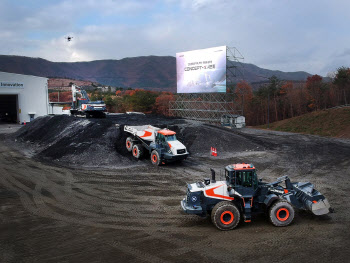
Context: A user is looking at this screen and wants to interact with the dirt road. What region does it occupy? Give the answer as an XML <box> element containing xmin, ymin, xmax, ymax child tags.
<box><xmin>1</xmin><ymin>124</ymin><xmax>350</xmax><ymax>263</ymax></box>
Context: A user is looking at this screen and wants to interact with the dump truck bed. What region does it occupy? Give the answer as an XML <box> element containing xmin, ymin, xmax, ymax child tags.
<box><xmin>124</xmin><ymin>125</ymin><xmax>160</xmax><ymax>142</ymax></box>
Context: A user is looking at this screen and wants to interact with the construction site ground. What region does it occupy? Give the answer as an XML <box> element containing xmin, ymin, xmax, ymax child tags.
<box><xmin>0</xmin><ymin>114</ymin><xmax>350</xmax><ymax>263</ymax></box>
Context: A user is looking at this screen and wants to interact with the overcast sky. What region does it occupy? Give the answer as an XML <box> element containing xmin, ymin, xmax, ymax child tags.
<box><xmin>0</xmin><ymin>0</ymin><xmax>349</xmax><ymax>76</ymax></box>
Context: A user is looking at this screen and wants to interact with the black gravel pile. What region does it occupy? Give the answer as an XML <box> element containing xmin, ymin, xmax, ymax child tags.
<box><xmin>13</xmin><ymin>114</ymin><xmax>187</xmax><ymax>167</ymax></box>
<box><xmin>13</xmin><ymin>114</ymin><xmax>261</xmax><ymax>167</ymax></box>
<box><xmin>14</xmin><ymin>115</ymin><xmax>122</xmax><ymax>167</ymax></box>
<box><xmin>181</xmin><ymin>125</ymin><xmax>261</xmax><ymax>156</ymax></box>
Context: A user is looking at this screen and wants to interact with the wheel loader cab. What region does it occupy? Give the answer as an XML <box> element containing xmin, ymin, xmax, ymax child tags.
<box><xmin>225</xmin><ymin>164</ymin><xmax>258</xmax><ymax>196</ymax></box>
<box><xmin>237</xmin><ymin>170</ymin><xmax>258</xmax><ymax>188</ymax></box>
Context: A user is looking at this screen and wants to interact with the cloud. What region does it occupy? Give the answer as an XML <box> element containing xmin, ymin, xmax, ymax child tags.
<box><xmin>337</xmin><ymin>48</ymin><xmax>350</xmax><ymax>57</ymax></box>
<box><xmin>0</xmin><ymin>0</ymin><xmax>349</xmax><ymax>75</ymax></box>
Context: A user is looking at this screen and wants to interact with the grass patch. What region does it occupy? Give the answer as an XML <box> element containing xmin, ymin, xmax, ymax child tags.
<box><xmin>258</xmin><ymin>107</ymin><xmax>350</xmax><ymax>138</ymax></box>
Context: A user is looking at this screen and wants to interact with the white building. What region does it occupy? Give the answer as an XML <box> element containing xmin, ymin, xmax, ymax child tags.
<box><xmin>221</xmin><ymin>114</ymin><xmax>246</xmax><ymax>128</ymax></box>
<box><xmin>0</xmin><ymin>72</ymin><xmax>48</xmax><ymax>124</ymax></box>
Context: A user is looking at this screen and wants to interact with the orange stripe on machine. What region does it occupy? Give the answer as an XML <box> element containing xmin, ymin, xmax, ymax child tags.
<box><xmin>158</xmin><ymin>130</ymin><xmax>176</xmax><ymax>135</ymax></box>
<box><xmin>140</xmin><ymin>131</ymin><xmax>153</xmax><ymax>138</ymax></box>
<box><xmin>205</xmin><ymin>184</ymin><xmax>234</xmax><ymax>201</ymax></box>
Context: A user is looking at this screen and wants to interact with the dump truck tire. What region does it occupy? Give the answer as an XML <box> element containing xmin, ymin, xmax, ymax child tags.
<box><xmin>150</xmin><ymin>150</ymin><xmax>161</xmax><ymax>166</ymax></box>
<box><xmin>211</xmin><ymin>201</ymin><xmax>240</xmax><ymax>230</ymax></box>
<box><xmin>132</xmin><ymin>144</ymin><xmax>143</xmax><ymax>159</ymax></box>
<box><xmin>126</xmin><ymin>137</ymin><xmax>133</xmax><ymax>152</ymax></box>
<box><xmin>269</xmin><ymin>200</ymin><xmax>295</xmax><ymax>227</ymax></box>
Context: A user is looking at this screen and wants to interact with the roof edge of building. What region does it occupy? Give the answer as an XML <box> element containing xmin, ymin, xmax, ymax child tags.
<box><xmin>0</xmin><ymin>71</ymin><xmax>48</xmax><ymax>80</ymax></box>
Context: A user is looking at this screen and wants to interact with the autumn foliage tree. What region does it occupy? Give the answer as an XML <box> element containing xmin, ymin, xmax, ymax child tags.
<box><xmin>155</xmin><ymin>92</ymin><xmax>175</xmax><ymax>116</ymax></box>
<box><xmin>49</xmin><ymin>91</ymin><xmax>72</xmax><ymax>102</ymax></box>
<box><xmin>234</xmin><ymin>81</ymin><xmax>253</xmax><ymax>119</ymax></box>
<box><xmin>279</xmin><ymin>81</ymin><xmax>294</xmax><ymax>119</ymax></box>
<box><xmin>306</xmin><ymin>74</ymin><xmax>324</xmax><ymax>110</ymax></box>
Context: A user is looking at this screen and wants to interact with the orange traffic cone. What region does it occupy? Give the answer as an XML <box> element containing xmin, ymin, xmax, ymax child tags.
<box><xmin>213</xmin><ymin>148</ymin><xmax>217</xmax><ymax>157</ymax></box>
<box><xmin>211</xmin><ymin>147</ymin><xmax>214</xmax><ymax>156</ymax></box>
<box><xmin>24</xmin><ymin>121</ymin><xmax>26</xmax><ymax>126</ymax></box>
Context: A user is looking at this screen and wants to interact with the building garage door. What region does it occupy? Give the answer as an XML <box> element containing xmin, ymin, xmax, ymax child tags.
<box><xmin>0</xmin><ymin>95</ymin><xmax>18</xmax><ymax>123</ymax></box>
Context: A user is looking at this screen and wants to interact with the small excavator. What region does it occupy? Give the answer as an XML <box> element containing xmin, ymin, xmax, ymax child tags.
<box><xmin>70</xmin><ymin>84</ymin><xmax>107</xmax><ymax>118</ymax></box>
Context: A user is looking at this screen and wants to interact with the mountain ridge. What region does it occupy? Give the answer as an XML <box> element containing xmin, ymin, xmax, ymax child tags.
<box><xmin>0</xmin><ymin>55</ymin><xmax>314</xmax><ymax>92</ymax></box>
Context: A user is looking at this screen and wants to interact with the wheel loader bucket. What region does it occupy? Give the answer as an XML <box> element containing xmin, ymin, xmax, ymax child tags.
<box><xmin>292</xmin><ymin>182</ymin><xmax>331</xmax><ymax>215</ymax></box>
<box><xmin>311</xmin><ymin>198</ymin><xmax>331</xmax><ymax>215</ymax></box>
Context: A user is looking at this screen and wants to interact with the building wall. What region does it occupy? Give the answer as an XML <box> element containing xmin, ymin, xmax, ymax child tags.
<box><xmin>0</xmin><ymin>72</ymin><xmax>48</xmax><ymax>123</ymax></box>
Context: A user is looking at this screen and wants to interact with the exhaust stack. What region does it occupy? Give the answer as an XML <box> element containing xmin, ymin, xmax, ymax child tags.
<box><xmin>210</xmin><ymin>168</ymin><xmax>216</xmax><ymax>183</ymax></box>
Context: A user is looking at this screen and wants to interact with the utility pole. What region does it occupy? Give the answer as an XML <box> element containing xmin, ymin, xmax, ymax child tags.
<box><xmin>267</xmin><ymin>92</ymin><xmax>270</xmax><ymax>129</ymax></box>
<box><xmin>241</xmin><ymin>93</ymin><xmax>244</xmax><ymax>116</ymax></box>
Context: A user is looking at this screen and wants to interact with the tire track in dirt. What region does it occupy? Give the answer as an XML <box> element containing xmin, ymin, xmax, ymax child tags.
<box><xmin>2</xmin><ymin>126</ymin><xmax>350</xmax><ymax>262</ymax></box>
<box><xmin>0</xmin><ymin>149</ymin><xmax>212</xmax><ymax>233</ymax></box>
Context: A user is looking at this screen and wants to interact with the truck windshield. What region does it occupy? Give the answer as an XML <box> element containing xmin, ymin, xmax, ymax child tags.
<box><xmin>165</xmin><ymin>135</ymin><xmax>177</xmax><ymax>141</ymax></box>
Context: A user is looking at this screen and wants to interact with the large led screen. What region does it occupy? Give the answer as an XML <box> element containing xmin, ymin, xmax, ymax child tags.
<box><xmin>176</xmin><ymin>46</ymin><xmax>226</xmax><ymax>93</ymax></box>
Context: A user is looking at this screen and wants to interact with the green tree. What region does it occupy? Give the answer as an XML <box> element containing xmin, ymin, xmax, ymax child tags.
<box><xmin>129</xmin><ymin>90</ymin><xmax>158</xmax><ymax>112</ymax></box>
<box><xmin>267</xmin><ymin>76</ymin><xmax>281</xmax><ymax>122</ymax></box>
<box><xmin>333</xmin><ymin>67</ymin><xmax>350</xmax><ymax>105</ymax></box>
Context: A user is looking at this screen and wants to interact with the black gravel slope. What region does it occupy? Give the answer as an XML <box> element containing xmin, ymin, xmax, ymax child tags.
<box><xmin>12</xmin><ymin>114</ymin><xmax>261</xmax><ymax>167</ymax></box>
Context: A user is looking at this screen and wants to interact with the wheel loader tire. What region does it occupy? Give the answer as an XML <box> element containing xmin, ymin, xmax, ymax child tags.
<box><xmin>211</xmin><ymin>201</ymin><xmax>240</xmax><ymax>231</ymax></box>
<box><xmin>126</xmin><ymin>137</ymin><xmax>133</xmax><ymax>152</ymax></box>
<box><xmin>132</xmin><ymin>144</ymin><xmax>143</xmax><ymax>159</ymax></box>
<box><xmin>268</xmin><ymin>200</ymin><xmax>295</xmax><ymax>227</ymax></box>
<box><xmin>150</xmin><ymin>150</ymin><xmax>161</xmax><ymax>166</ymax></box>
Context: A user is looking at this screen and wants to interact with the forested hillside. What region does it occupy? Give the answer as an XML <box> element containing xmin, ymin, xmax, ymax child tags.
<box><xmin>234</xmin><ymin>67</ymin><xmax>350</xmax><ymax>126</ymax></box>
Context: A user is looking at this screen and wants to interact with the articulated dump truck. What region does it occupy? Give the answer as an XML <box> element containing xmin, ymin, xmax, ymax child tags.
<box><xmin>123</xmin><ymin>125</ymin><xmax>189</xmax><ymax>165</ymax></box>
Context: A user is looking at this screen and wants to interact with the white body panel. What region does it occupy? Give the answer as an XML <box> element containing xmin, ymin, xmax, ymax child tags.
<box><xmin>168</xmin><ymin>140</ymin><xmax>188</xmax><ymax>155</ymax></box>
<box><xmin>81</xmin><ymin>103</ymin><xmax>106</xmax><ymax>110</ymax></box>
<box><xmin>71</xmin><ymin>84</ymin><xmax>78</xmax><ymax>102</ymax></box>
<box><xmin>189</xmin><ymin>181</ymin><xmax>241</xmax><ymax>201</ymax></box>
<box><xmin>124</xmin><ymin>125</ymin><xmax>159</xmax><ymax>142</ymax></box>
<box><xmin>48</xmin><ymin>106</ymin><xmax>70</xmax><ymax>115</ymax></box>
<box><xmin>234</xmin><ymin>116</ymin><xmax>245</xmax><ymax>128</ymax></box>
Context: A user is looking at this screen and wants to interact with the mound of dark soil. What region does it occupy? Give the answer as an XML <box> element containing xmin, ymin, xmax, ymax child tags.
<box><xmin>12</xmin><ymin>114</ymin><xmax>187</xmax><ymax>168</ymax></box>
<box><xmin>12</xmin><ymin>114</ymin><xmax>261</xmax><ymax>168</ymax></box>
<box><xmin>179</xmin><ymin>124</ymin><xmax>261</xmax><ymax>156</ymax></box>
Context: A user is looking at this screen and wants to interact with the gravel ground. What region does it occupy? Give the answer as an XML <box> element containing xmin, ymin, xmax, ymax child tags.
<box><xmin>9</xmin><ymin>115</ymin><xmax>260</xmax><ymax>168</ymax></box>
<box><xmin>0</xmin><ymin>115</ymin><xmax>350</xmax><ymax>263</ymax></box>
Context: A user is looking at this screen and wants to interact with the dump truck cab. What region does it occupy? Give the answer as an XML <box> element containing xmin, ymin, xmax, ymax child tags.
<box><xmin>155</xmin><ymin>130</ymin><xmax>176</xmax><ymax>146</ymax></box>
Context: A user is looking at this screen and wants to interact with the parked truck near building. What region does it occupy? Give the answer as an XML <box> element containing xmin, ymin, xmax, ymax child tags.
<box><xmin>70</xmin><ymin>84</ymin><xmax>107</xmax><ymax>118</ymax></box>
<box><xmin>124</xmin><ymin>125</ymin><xmax>189</xmax><ymax>165</ymax></box>
<box><xmin>181</xmin><ymin>163</ymin><xmax>332</xmax><ymax>230</ymax></box>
